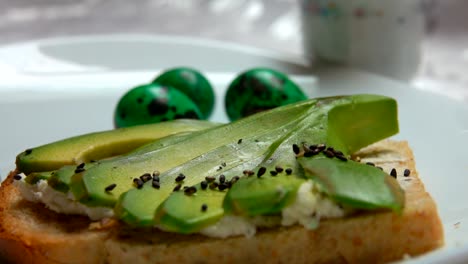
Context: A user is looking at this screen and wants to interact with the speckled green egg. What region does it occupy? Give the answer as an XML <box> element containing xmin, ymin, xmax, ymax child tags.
<box><xmin>153</xmin><ymin>67</ymin><xmax>215</xmax><ymax>119</ymax></box>
<box><xmin>225</xmin><ymin>68</ymin><xmax>307</xmax><ymax>121</ymax></box>
<box><xmin>114</xmin><ymin>83</ymin><xmax>202</xmax><ymax>128</ymax></box>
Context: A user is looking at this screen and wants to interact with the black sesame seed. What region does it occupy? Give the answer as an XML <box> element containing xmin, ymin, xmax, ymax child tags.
<box><xmin>237</xmin><ymin>138</ymin><xmax>243</xmax><ymax>144</ymax></box>
<box><xmin>184</xmin><ymin>186</ymin><xmax>197</xmax><ymax>195</ymax></box>
<box><xmin>24</xmin><ymin>149</ymin><xmax>33</xmax><ymax>155</ymax></box>
<box><xmin>404</xmin><ymin>169</ymin><xmax>411</xmax><ymax>177</ymax></box>
<box><xmin>175</xmin><ymin>173</ymin><xmax>186</xmax><ymax>182</ymax></box>
<box><xmin>275</xmin><ymin>166</ymin><xmax>284</xmax><ymax>173</ymax></box>
<box><xmin>390</xmin><ymin>168</ymin><xmax>397</xmax><ymax>178</ymax></box>
<box><xmin>257</xmin><ymin>167</ymin><xmax>267</xmax><ymax>178</ymax></box>
<box><xmin>217</xmin><ymin>166</ymin><xmax>223</xmax><ymax>171</ymax></box>
<box><xmin>153</xmin><ymin>175</ymin><xmax>160</xmax><ymax>182</ymax></box>
<box><xmin>335</xmin><ymin>153</ymin><xmax>348</xmax><ymax>161</ymax></box>
<box><xmin>105</xmin><ymin>183</ymin><xmax>117</xmax><ymax>192</ymax></box>
<box><xmin>366</xmin><ymin>162</ymin><xmax>375</xmax><ymax>166</ymax></box>
<box><xmin>13</xmin><ymin>174</ymin><xmax>22</xmax><ymax>180</ymax></box>
<box><xmin>243</xmin><ymin>170</ymin><xmax>254</xmax><ymax>176</ymax></box>
<box><xmin>205</xmin><ymin>176</ymin><xmax>216</xmax><ymax>182</ymax></box>
<box><xmin>285</xmin><ymin>168</ymin><xmax>293</xmax><ymax>175</ymax></box>
<box><xmin>311</xmin><ymin>148</ymin><xmax>322</xmax><ymax>155</ymax></box>
<box><xmin>333</xmin><ymin>150</ymin><xmax>344</xmax><ymax>157</ymax></box>
<box><xmin>140</xmin><ymin>173</ymin><xmax>152</xmax><ymax>182</ymax></box>
<box><xmin>74</xmin><ymin>167</ymin><xmax>85</xmax><ymax>173</ymax></box>
<box><xmin>77</xmin><ymin>163</ymin><xmax>85</xmax><ymax>169</ymax></box>
<box><xmin>133</xmin><ymin>178</ymin><xmax>144</xmax><ymax>189</ymax></box>
<box><xmin>316</xmin><ymin>144</ymin><xmax>326</xmax><ymax>151</ymax></box>
<box><xmin>270</xmin><ymin>170</ymin><xmax>278</xmax><ymax>176</ymax></box>
<box><xmin>201</xmin><ymin>204</ymin><xmax>208</xmax><ymax>212</ymax></box>
<box><xmin>90</xmin><ymin>159</ymin><xmax>97</xmax><ymax>163</ymax></box>
<box><xmin>152</xmin><ymin>180</ymin><xmax>160</xmax><ymax>189</ymax></box>
<box><xmin>219</xmin><ymin>174</ymin><xmax>226</xmax><ymax>183</ymax></box>
<box><xmin>230</xmin><ymin>176</ymin><xmax>240</xmax><ymax>185</ymax></box>
<box><xmin>218</xmin><ymin>183</ymin><xmax>228</xmax><ymax>191</ymax></box>
<box><xmin>292</xmin><ymin>144</ymin><xmax>300</xmax><ymax>155</ymax></box>
<box><xmin>324</xmin><ymin>149</ymin><xmax>335</xmax><ymax>158</ymax></box>
<box><xmin>173</xmin><ymin>184</ymin><xmax>182</xmax><ymax>192</ymax></box>
<box><xmin>200</xmin><ymin>180</ymin><xmax>208</xmax><ymax>190</ymax></box>
<box><xmin>152</xmin><ymin>170</ymin><xmax>160</xmax><ymax>177</ymax></box>
<box><xmin>221</xmin><ymin>162</ymin><xmax>227</xmax><ymax>167</ymax></box>
<box><xmin>209</xmin><ymin>182</ymin><xmax>218</xmax><ymax>190</ymax></box>
<box><xmin>376</xmin><ymin>166</ymin><xmax>383</xmax><ymax>171</ymax></box>
<box><xmin>304</xmin><ymin>151</ymin><xmax>316</xmax><ymax>157</ymax></box>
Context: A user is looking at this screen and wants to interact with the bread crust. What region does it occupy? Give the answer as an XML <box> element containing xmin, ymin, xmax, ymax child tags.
<box><xmin>0</xmin><ymin>140</ymin><xmax>444</xmax><ymax>264</ymax></box>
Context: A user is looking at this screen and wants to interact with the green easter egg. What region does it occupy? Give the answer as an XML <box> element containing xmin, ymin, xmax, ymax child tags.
<box><xmin>225</xmin><ymin>68</ymin><xmax>307</xmax><ymax>121</ymax></box>
<box><xmin>114</xmin><ymin>83</ymin><xmax>202</xmax><ymax>128</ymax></box>
<box><xmin>153</xmin><ymin>67</ymin><xmax>215</xmax><ymax>119</ymax></box>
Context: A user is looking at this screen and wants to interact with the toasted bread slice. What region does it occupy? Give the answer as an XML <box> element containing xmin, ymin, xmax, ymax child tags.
<box><xmin>0</xmin><ymin>140</ymin><xmax>443</xmax><ymax>264</ymax></box>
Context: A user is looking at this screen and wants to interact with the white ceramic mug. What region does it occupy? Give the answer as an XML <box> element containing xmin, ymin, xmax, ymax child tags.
<box><xmin>300</xmin><ymin>0</ymin><xmax>425</xmax><ymax>81</ymax></box>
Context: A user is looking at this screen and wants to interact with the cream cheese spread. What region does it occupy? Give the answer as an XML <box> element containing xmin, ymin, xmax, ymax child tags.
<box><xmin>16</xmin><ymin>174</ymin><xmax>343</xmax><ymax>237</ymax></box>
<box><xmin>199</xmin><ymin>180</ymin><xmax>344</xmax><ymax>238</ymax></box>
<box><xmin>14</xmin><ymin>174</ymin><xmax>113</xmax><ymax>220</ymax></box>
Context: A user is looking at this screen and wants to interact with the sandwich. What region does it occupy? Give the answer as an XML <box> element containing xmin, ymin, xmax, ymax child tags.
<box><xmin>0</xmin><ymin>94</ymin><xmax>444</xmax><ymax>263</ymax></box>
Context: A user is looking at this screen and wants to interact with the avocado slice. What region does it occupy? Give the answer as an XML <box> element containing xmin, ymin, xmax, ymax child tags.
<box><xmin>325</xmin><ymin>94</ymin><xmax>399</xmax><ymax>154</ymax></box>
<box><xmin>154</xmin><ymin>182</ymin><xmax>226</xmax><ymax>234</ymax></box>
<box><xmin>25</xmin><ymin>170</ymin><xmax>55</xmax><ymax>185</ymax></box>
<box><xmin>16</xmin><ymin>119</ymin><xmax>217</xmax><ymax>174</ymax></box>
<box><xmin>48</xmin><ymin>164</ymin><xmax>88</xmax><ymax>193</ymax></box>
<box><xmin>297</xmin><ymin>154</ymin><xmax>404</xmax><ymax>212</ymax></box>
<box><xmin>48</xmin><ymin>131</ymin><xmax>205</xmax><ymax>194</ymax></box>
<box><xmin>223</xmin><ymin>174</ymin><xmax>305</xmax><ymax>217</ymax></box>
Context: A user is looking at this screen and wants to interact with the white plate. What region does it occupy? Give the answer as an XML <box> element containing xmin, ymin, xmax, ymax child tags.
<box><xmin>0</xmin><ymin>35</ymin><xmax>467</xmax><ymax>263</ymax></box>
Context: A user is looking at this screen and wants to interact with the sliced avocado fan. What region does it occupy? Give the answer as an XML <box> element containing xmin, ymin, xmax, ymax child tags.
<box><xmin>21</xmin><ymin>94</ymin><xmax>401</xmax><ymax>233</ymax></box>
<box><xmin>17</xmin><ymin>119</ymin><xmax>218</xmax><ymax>174</ymax></box>
<box><xmin>67</xmin><ymin>94</ymin><xmax>400</xmax><ymax>232</ymax></box>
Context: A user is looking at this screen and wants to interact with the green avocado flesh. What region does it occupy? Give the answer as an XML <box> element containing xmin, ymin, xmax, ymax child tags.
<box><xmin>223</xmin><ymin>174</ymin><xmax>305</xmax><ymax>217</ymax></box>
<box><xmin>20</xmin><ymin>94</ymin><xmax>402</xmax><ymax>234</ymax></box>
<box><xmin>47</xmin><ymin>165</ymin><xmax>77</xmax><ymax>192</ymax></box>
<box><xmin>17</xmin><ymin>119</ymin><xmax>217</xmax><ymax>174</ymax></box>
<box><xmin>154</xmin><ymin>182</ymin><xmax>226</xmax><ymax>234</ymax></box>
<box><xmin>298</xmin><ymin>154</ymin><xmax>404</xmax><ymax>212</ymax></box>
<box><xmin>25</xmin><ymin>171</ymin><xmax>54</xmax><ymax>185</ymax></box>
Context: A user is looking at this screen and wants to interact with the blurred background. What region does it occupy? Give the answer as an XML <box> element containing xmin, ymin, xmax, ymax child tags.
<box><xmin>0</xmin><ymin>0</ymin><xmax>467</xmax><ymax>100</ymax></box>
